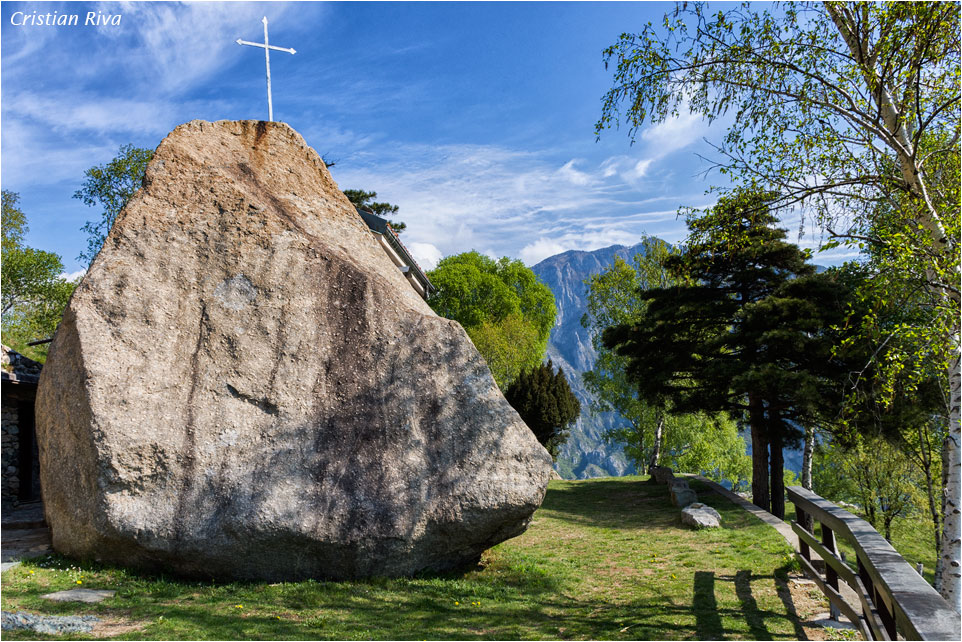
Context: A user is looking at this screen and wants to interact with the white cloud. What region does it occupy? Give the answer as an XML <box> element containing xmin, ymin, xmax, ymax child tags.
<box><xmin>520</xmin><ymin>228</ymin><xmax>649</xmax><ymax>266</ymax></box>
<box><xmin>632</xmin><ymin>159</ymin><xmax>654</xmax><ymax>179</ymax></box>
<box><xmin>520</xmin><ymin>238</ymin><xmax>568</xmax><ymax>265</ymax></box>
<box><xmin>640</xmin><ymin>110</ymin><xmax>708</xmax><ymax>155</ymax></box>
<box><xmin>406</xmin><ymin>242</ymin><xmax>442</xmax><ymax>271</ymax></box>
<box><xmin>0</xmin><ymin>121</ymin><xmax>118</xmax><ymax>188</ymax></box>
<box><xmin>593</xmin><ymin>110</ymin><xmax>713</xmax><ymax>184</ymax></box>
<box><xmin>598</xmin><ymin>155</ymin><xmax>658</xmax><ymax>183</ymax></box>
<box><xmin>5</xmin><ymin>92</ymin><xmax>174</xmax><ymax>135</ymax></box>
<box><xmin>557</xmin><ymin>159</ymin><xmax>592</xmax><ymax>186</ymax></box>
<box><xmin>329</xmin><ymin>139</ymin><xmax>706</xmax><ymax>266</ymax></box>
<box><xmin>59</xmin><ymin>269</ymin><xmax>87</xmax><ymax>282</ymax></box>
<box><xmin>114</xmin><ymin>2</ymin><xmax>316</xmax><ymax>95</ymax></box>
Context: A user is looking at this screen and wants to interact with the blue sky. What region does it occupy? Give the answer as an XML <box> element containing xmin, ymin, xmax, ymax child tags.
<box><xmin>1</xmin><ymin>1</ymin><xmax>847</xmax><ymax>277</ymax></box>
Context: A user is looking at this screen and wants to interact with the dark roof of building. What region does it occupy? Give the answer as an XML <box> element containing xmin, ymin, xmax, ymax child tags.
<box><xmin>357</xmin><ymin>209</ymin><xmax>435</xmax><ymax>297</ymax></box>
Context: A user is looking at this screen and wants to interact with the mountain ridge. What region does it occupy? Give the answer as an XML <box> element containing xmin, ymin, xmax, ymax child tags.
<box><xmin>531</xmin><ymin>242</ymin><xmax>651</xmax><ymax>479</ymax></box>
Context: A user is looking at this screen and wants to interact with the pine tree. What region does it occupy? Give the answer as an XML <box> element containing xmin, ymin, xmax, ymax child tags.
<box><xmin>604</xmin><ymin>190</ymin><xmax>842</xmax><ymax>517</ymax></box>
<box><xmin>343</xmin><ymin>189</ymin><xmax>406</xmax><ymax>234</ymax></box>
<box><xmin>505</xmin><ymin>360</ymin><xmax>580</xmax><ymax>460</ymax></box>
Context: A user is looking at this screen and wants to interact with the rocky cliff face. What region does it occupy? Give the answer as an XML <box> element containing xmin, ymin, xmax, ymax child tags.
<box><xmin>531</xmin><ymin>243</ymin><xmax>650</xmax><ymax>479</ymax></box>
<box><xmin>35</xmin><ymin>120</ymin><xmax>553</xmax><ymax>581</ymax></box>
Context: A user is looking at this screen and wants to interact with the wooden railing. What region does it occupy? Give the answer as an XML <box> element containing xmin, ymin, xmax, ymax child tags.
<box><xmin>787</xmin><ymin>486</ymin><xmax>959</xmax><ymax>641</ymax></box>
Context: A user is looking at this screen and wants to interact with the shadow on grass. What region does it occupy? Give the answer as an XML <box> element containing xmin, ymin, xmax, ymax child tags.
<box><xmin>4</xmin><ymin>481</ymin><xmax>808</xmax><ymax>640</ymax></box>
<box><xmin>542</xmin><ymin>478</ymin><xmax>761</xmax><ymax>533</ymax></box>
<box><xmin>734</xmin><ymin>570</ymin><xmax>770</xmax><ymax>639</ymax></box>
<box><xmin>21</xmin><ymin>549</ymin><xmax>561</xmax><ymax>592</ymax></box>
<box><xmin>541</xmin><ymin>479</ymin><xmax>680</xmax><ymax>530</ymax></box>
<box><xmin>5</xmin><ymin>561</ymin><xmax>808</xmax><ymax>641</ymax></box>
<box><xmin>688</xmin><ymin>568</ymin><xmax>806</xmax><ymax>641</ymax></box>
<box><xmin>774</xmin><ymin>572</ymin><xmax>810</xmax><ymax>641</ymax></box>
<box><xmin>10</xmin><ymin>550</ymin><xmax>567</xmax><ymax>624</ymax></box>
<box><xmin>693</xmin><ymin>570</ymin><xmax>723</xmax><ymax>639</ymax></box>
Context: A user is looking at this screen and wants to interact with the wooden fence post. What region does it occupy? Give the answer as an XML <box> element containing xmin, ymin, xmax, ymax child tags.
<box><xmin>823</xmin><ymin>524</ymin><xmax>840</xmax><ymax>621</ymax></box>
<box><xmin>797</xmin><ymin>507</ymin><xmax>811</xmax><ymax>561</ymax></box>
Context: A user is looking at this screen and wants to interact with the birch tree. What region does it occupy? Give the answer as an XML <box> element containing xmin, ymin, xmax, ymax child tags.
<box><xmin>597</xmin><ymin>1</ymin><xmax>960</xmax><ymax>606</ymax></box>
<box><xmin>581</xmin><ymin>237</ymin><xmax>678</xmax><ymax>473</ymax></box>
<box><xmin>74</xmin><ymin>144</ymin><xmax>153</xmax><ymax>267</ymax></box>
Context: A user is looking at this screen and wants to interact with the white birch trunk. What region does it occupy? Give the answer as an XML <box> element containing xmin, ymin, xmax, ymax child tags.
<box><xmin>826</xmin><ymin>3</ymin><xmax>961</xmax><ymax>607</ymax></box>
<box><xmin>649</xmin><ymin>415</ymin><xmax>664</xmax><ymax>471</ymax></box>
<box><xmin>939</xmin><ymin>338</ymin><xmax>961</xmax><ymax>611</ymax></box>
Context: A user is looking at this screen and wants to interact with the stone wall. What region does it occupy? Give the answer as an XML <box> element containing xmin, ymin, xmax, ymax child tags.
<box><xmin>1</xmin><ymin>345</ymin><xmax>42</xmax><ymax>509</ymax></box>
<box><xmin>2</xmin><ymin>401</ymin><xmax>20</xmax><ymax>504</ymax></box>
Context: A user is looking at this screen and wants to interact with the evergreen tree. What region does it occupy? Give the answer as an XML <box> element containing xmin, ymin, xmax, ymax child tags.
<box><xmin>505</xmin><ymin>360</ymin><xmax>580</xmax><ymax>460</ymax></box>
<box><xmin>344</xmin><ymin>189</ymin><xmax>406</xmax><ymax>234</ymax></box>
<box><xmin>604</xmin><ymin>190</ymin><xmax>842</xmax><ymax>517</ymax></box>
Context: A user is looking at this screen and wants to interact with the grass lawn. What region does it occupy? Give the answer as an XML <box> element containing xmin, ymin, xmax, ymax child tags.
<box><xmin>2</xmin><ymin>477</ymin><xmax>811</xmax><ymax>640</ymax></box>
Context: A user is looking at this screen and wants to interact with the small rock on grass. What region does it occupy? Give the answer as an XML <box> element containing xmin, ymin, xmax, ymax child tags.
<box><xmin>2</xmin><ymin>611</ymin><xmax>100</xmax><ymax>634</ymax></box>
<box><xmin>681</xmin><ymin>503</ymin><xmax>722</xmax><ymax>529</ymax></box>
<box><xmin>41</xmin><ymin>588</ymin><xmax>116</xmax><ymax>603</ymax></box>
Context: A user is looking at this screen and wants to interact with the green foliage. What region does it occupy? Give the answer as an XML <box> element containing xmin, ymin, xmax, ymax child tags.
<box><xmin>597</xmin><ymin>4</ymin><xmax>959</xmax><ymax>591</ymax></box>
<box><xmin>819</xmin><ymin>263</ymin><xmax>948</xmax><ymax>563</ymax></box>
<box><xmin>580</xmin><ymin>236</ymin><xmax>750</xmax><ymax>486</ymax></box>
<box><xmin>814</xmin><ymin>436</ymin><xmax>926</xmax><ymax>542</ymax></box>
<box><xmin>828</xmin><ymin>263</ymin><xmax>948</xmax><ymax>442</ymax></box>
<box><xmin>660</xmin><ymin>414</ymin><xmax>751</xmax><ymax>493</ymax></box>
<box><xmin>74</xmin><ymin>144</ymin><xmax>154</xmax><ymax>266</ymax></box>
<box><xmin>344</xmin><ymin>188</ymin><xmax>406</xmax><ymax>234</ymax></box>
<box><xmin>603</xmin><ymin>191</ymin><xmax>849</xmax><ymax>517</ymax></box>
<box><xmin>505</xmin><ymin>360</ymin><xmax>580</xmax><ymax>460</ymax></box>
<box><xmin>581</xmin><ymin>245</ymin><xmax>669</xmax><ymax>473</ymax></box>
<box><xmin>466</xmin><ymin>313</ymin><xmax>542</xmax><ymax>390</ymax></box>
<box><xmin>428</xmin><ymin>251</ymin><xmax>556</xmax><ymax>390</ymax></box>
<box><xmin>607</xmin><ymin>410</ymin><xmax>752</xmax><ymax>492</ymax></box>
<box><xmin>2</xmin><ymin>189</ymin><xmax>27</xmax><ymax>254</ymax></box>
<box><xmin>1</xmin><ymin>191</ymin><xmax>77</xmax><ymax>362</ymax></box>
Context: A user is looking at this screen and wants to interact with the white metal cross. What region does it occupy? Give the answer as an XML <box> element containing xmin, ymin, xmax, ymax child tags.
<box><xmin>236</xmin><ymin>17</ymin><xmax>296</xmax><ymax>122</ymax></box>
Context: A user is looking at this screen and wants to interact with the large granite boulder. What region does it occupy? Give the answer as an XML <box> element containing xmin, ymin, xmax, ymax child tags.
<box><xmin>35</xmin><ymin>120</ymin><xmax>554</xmax><ymax>581</ymax></box>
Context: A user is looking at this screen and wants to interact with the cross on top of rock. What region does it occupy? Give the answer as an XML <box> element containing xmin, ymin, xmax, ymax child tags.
<box><xmin>236</xmin><ymin>17</ymin><xmax>296</xmax><ymax>122</ymax></box>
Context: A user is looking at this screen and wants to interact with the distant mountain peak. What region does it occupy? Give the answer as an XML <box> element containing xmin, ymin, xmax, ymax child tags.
<box><xmin>530</xmin><ymin>240</ymin><xmax>656</xmax><ymax>479</ymax></box>
<box><xmin>532</xmin><ymin>244</ymin><xmax>632</xmax><ymax>267</ymax></box>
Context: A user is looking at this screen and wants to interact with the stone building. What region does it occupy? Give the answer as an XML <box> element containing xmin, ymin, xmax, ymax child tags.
<box><xmin>1</xmin><ymin>345</ymin><xmax>42</xmax><ymax>510</ymax></box>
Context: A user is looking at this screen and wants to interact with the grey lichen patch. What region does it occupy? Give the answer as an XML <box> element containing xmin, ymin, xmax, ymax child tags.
<box><xmin>213</xmin><ymin>275</ymin><xmax>257</xmax><ymax>311</ymax></box>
